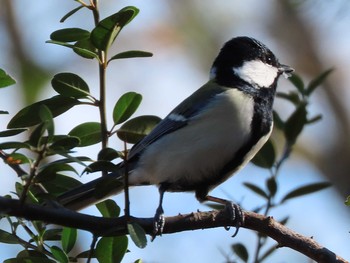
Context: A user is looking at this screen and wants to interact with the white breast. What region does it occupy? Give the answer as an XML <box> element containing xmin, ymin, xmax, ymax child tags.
<box><xmin>129</xmin><ymin>89</ymin><xmax>255</xmax><ymax>187</ymax></box>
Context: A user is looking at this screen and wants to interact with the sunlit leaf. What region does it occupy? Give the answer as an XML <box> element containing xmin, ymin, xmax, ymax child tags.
<box><xmin>113</xmin><ymin>92</ymin><xmax>142</xmax><ymax>125</ymax></box>
<box><xmin>128</xmin><ymin>223</ymin><xmax>147</xmax><ymax>249</ymax></box>
<box><xmin>61</xmin><ymin>227</ymin><xmax>77</xmax><ymax>253</ymax></box>
<box><xmin>96</xmin><ymin>199</ymin><xmax>120</xmax><ymax>218</ymax></box>
<box><xmin>96</xmin><ymin>236</ymin><xmax>128</xmax><ymax>263</ymax></box>
<box><xmin>50</xmin><ymin>246</ymin><xmax>69</xmax><ymax>263</ymax></box>
<box><xmin>0</xmin><ymin>69</ymin><xmax>16</xmax><ymax>88</ymax></box>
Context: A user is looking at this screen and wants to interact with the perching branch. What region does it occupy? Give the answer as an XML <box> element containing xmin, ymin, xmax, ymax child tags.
<box><xmin>0</xmin><ymin>197</ymin><xmax>346</xmax><ymax>263</ymax></box>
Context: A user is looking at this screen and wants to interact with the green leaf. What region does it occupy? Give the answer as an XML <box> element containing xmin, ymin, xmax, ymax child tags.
<box><xmin>288</xmin><ymin>73</ymin><xmax>304</xmax><ymax>94</ymax></box>
<box><xmin>5</xmin><ymin>258</ymin><xmax>55</xmax><ymax>263</ymax></box>
<box><xmin>49</xmin><ymin>136</ymin><xmax>80</xmax><ymax>152</ymax></box>
<box><xmin>98</xmin><ymin>147</ymin><xmax>123</xmax><ymax>161</ymax></box>
<box><xmin>266</xmin><ymin>177</ymin><xmax>277</xmax><ymax>197</ymax></box>
<box><xmin>113</xmin><ymin>92</ymin><xmax>142</xmax><ymax>125</ymax></box>
<box><xmin>284</xmin><ymin>105</ymin><xmax>307</xmax><ymax>144</ymax></box>
<box><xmin>117</xmin><ymin>115</ymin><xmax>161</xmax><ymax>144</ymax></box>
<box><xmin>39</xmin><ymin>105</ymin><xmax>54</xmax><ymax>139</ymax></box>
<box><xmin>281</xmin><ymin>182</ymin><xmax>331</xmax><ymax>203</ymax></box>
<box><xmin>46</xmin><ymin>40</ymin><xmax>100</xmax><ymax>61</ymax></box>
<box><xmin>232</xmin><ymin>243</ymin><xmax>249</xmax><ymax>262</ymax></box>
<box><xmin>251</xmin><ymin>140</ymin><xmax>275</xmax><ymax>168</ymax></box>
<box><xmin>0</xmin><ymin>229</ymin><xmax>19</xmax><ymax>244</ymax></box>
<box><xmin>61</xmin><ymin>227</ymin><xmax>77</xmax><ymax>253</ymax></box>
<box><xmin>8</xmin><ymin>96</ymin><xmax>80</xmax><ymax>128</ymax></box>
<box><xmin>91</xmin><ymin>6</ymin><xmax>139</xmax><ymax>51</ymax></box>
<box><xmin>108</xmin><ymin>50</ymin><xmax>153</xmax><ymax>63</ymax></box>
<box><xmin>127</xmin><ymin>223</ymin><xmax>147</xmax><ymax>249</ymax></box>
<box><xmin>60</xmin><ymin>5</ymin><xmax>85</xmax><ymax>23</ymax></box>
<box><xmin>52</xmin><ymin>73</ymin><xmax>90</xmax><ymax>98</ymax></box>
<box><xmin>7</xmin><ymin>153</ymin><xmax>30</xmax><ymax>165</ymax></box>
<box><xmin>50</xmin><ymin>28</ymin><xmax>90</xmax><ymax>42</ymax></box>
<box><xmin>36</xmin><ymin>163</ymin><xmax>77</xmax><ymax>183</ymax></box>
<box><xmin>84</xmin><ymin>160</ymin><xmax>118</xmax><ymax>173</ymax></box>
<box><xmin>96</xmin><ymin>236</ymin><xmax>128</xmax><ymax>263</ymax></box>
<box><xmin>272</xmin><ymin>110</ymin><xmax>284</xmax><ymax>130</ymax></box>
<box><xmin>40</xmin><ymin>174</ymin><xmax>82</xmax><ymax>196</ymax></box>
<box><xmin>42</xmin><ymin>229</ymin><xmax>62</xmax><ymax>241</ymax></box>
<box><xmin>276</xmin><ymin>91</ymin><xmax>301</xmax><ymax>105</ymax></box>
<box><xmin>29</xmin><ymin>122</ymin><xmax>47</xmax><ymax>147</ymax></box>
<box><xmin>74</xmin><ymin>38</ymin><xmax>98</xmax><ymax>59</ymax></box>
<box><xmin>306</xmin><ymin>68</ymin><xmax>333</xmax><ymax>95</ymax></box>
<box><xmin>0</xmin><ymin>110</ymin><xmax>9</xmax><ymax>114</ymax></box>
<box><xmin>69</xmin><ymin>122</ymin><xmax>102</xmax><ymax>147</ymax></box>
<box><xmin>0</xmin><ymin>69</ymin><xmax>16</xmax><ymax>88</ymax></box>
<box><xmin>96</xmin><ymin>199</ymin><xmax>120</xmax><ymax>218</ymax></box>
<box><xmin>345</xmin><ymin>196</ymin><xmax>350</xmax><ymax>206</ymax></box>
<box><xmin>0</xmin><ymin>128</ymin><xmax>27</xmax><ymax>137</ymax></box>
<box><xmin>50</xmin><ymin>246</ymin><xmax>69</xmax><ymax>263</ymax></box>
<box><xmin>243</xmin><ymin>182</ymin><xmax>268</xmax><ymax>199</ymax></box>
<box><xmin>0</xmin><ymin>141</ymin><xmax>30</xmax><ymax>150</ymax></box>
<box><xmin>16</xmin><ymin>250</ymin><xmax>49</xmax><ymax>259</ymax></box>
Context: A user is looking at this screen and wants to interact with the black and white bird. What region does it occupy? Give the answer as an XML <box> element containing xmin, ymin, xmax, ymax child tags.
<box><xmin>57</xmin><ymin>36</ymin><xmax>293</xmax><ymax>234</ymax></box>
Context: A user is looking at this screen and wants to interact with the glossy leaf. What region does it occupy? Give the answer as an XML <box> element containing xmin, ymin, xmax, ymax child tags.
<box><xmin>74</xmin><ymin>39</ymin><xmax>98</xmax><ymax>59</ymax></box>
<box><xmin>232</xmin><ymin>243</ymin><xmax>249</xmax><ymax>262</ymax></box>
<box><xmin>7</xmin><ymin>96</ymin><xmax>80</xmax><ymax>128</ymax></box>
<box><xmin>69</xmin><ymin>122</ymin><xmax>102</xmax><ymax>147</ymax></box>
<box><xmin>96</xmin><ymin>199</ymin><xmax>120</xmax><ymax>218</ymax></box>
<box><xmin>127</xmin><ymin>223</ymin><xmax>147</xmax><ymax>248</ymax></box>
<box><xmin>281</xmin><ymin>182</ymin><xmax>331</xmax><ymax>203</ymax></box>
<box><xmin>52</xmin><ymin>73</ymin><xmax>90</xmax><ymax>98</ymax></box>
<box><xmin>117</xmin><ymin>115</ymin><xmax>161</xmax><ymax>144</ymax></box>
<box><xmin>49</xmin><ymin>136</ymin><xmax>80</xmax><ymax>152</ymax></box>
<box><xmin>96</xmin><ymin>236</ymin><xmax>128</xmax><ymax>263</ymax></box>
<box><xmin>50</xmin><ymin>28</ymin><xmax>90</xmax><ymax>42</ymax></box>
<box><xmin>306</xmin><ymin>68</ymin><xmax>333</xmax><ymax>95</ymax></box>
<box><xmin>7</xmin><ymin>153</ymin><xmax>30</xmax><ymax>165</ymax></box>
<box><xmin>113</xmin><ymin>92</ymin><xmax>142</xmax><ymax>125</ymax></box>
<box><xmin>50</xmin><ymin>246</ymin><xmax>69</xmax><ymax>263</ymax></box>
<box><xmin>0</xmin><ymin>69</ymin><xmax>16</xmax><ymax>88</ymax></box>
<box><xmin>61</xmin><ymin>227</ymin><xmax>77</xmax><ymax>253</ymax></box>
<box><xmin>98</xmin><ymin>147</ymin><xmax>123</xmax><ymax>161</ymax></box>
<box><xmin>28</xmin><ymin>122</ymin><xmax>47</xmax><ymax>147</ymax></box>
<box><xmin>0</xmin><ymin>141</ymin><xmax>30</xmax><ymax>150</ymax></box>
<box><xmin>284</xmin><ymin>105</ymin><xmax>307</xmax><ymax>144</ymax></box>
<box><xmin>91</xmin><ymin>6</ymin><xmax>139</xmax><ymax>51</ymax></box>
<box><xmin>108</xmin><ymin>50</ymin><xmax>153</xmax><ymax>63</ymax></box>
<box><xmin>42</xmin><ymin>229</ymin><xmax>62</xmax><ymax>241</ymax></box>
<box><xmin>46</xmin><ymin>40</ymin><xmax>100</xmax><ymax>61</ymax></box>
<box><xmin>60</xmin><ymin>5</ymin><xmax>84</xmax><ymax>23</ymax></box>
<box><xmin>0</xmin><ymin>128</ymin><xmax>27</xmax><ymax>137</ymax></box>
<box><xmin>243</xmin><ymin>182</ymin><xmax>268</xmax><ymax>199</ymax></box>
<box><xmin>251</xmin><ymin>140</ymin><xmax>275</xmax><ymax>168</ymax></box>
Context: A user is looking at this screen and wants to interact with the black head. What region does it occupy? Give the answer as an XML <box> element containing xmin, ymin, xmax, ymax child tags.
<box><xmin>210</xmin><ymin>36</ymin><xmax>293</xmax><ymax>89</ymax></box>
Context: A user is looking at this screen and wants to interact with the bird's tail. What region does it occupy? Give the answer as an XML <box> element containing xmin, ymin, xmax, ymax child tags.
<box><xmin>56</xmin><ymin>170</ymin><xmax>125</xmax><ymax>211</ymax></box>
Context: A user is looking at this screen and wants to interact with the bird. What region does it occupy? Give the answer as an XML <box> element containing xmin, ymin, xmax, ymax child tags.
<box><xmin>57</xmin><ymin>36</ymin><xmax>293</xmax><ymax>236</ymax></box>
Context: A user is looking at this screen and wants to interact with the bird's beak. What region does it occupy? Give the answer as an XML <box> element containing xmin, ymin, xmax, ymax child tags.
<box><xmin>278</xmin><ymin>64</ymin><xmax>294</xmax><ymax>78</ymax></box>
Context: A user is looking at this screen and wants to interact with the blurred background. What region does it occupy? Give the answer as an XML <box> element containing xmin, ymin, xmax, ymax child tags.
<box><xmin>1</xmin><ymin>0</ymin><xmax>350</xmax><ymax>262</ymax></box>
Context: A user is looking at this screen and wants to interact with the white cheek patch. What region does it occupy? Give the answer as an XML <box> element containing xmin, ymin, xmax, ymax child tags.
<box><xmin>233</xmin><ymin>60</ymin><xmax>278</xmax><ymax>88</ymax></box>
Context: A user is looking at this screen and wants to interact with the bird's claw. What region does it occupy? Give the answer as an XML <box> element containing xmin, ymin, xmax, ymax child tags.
<box><xmin>224</xmin><ymin>201</ymin><xmax>244</xmax><ymax>237</ymax></box>
<box><xmin>151</xmin><ymin>207</ymin><xmax>165</xmax><ymax>241</ymax></box>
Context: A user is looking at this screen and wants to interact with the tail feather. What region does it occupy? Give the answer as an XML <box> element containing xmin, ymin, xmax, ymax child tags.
<box><xmin>57</xmin><ymin>172</ymin><xmax>125</xmax><ymax>211</ymax></box>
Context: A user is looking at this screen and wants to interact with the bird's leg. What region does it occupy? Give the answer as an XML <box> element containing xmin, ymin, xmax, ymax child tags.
<box><xmin>203</xmin><ymin>195</ymin><xmax>244</xmax><ymax>237</ymax></box>
<box><xmin>152</xmin><ymin>188</ymin><xmax>166</xmax><ymax>240</ymax></box>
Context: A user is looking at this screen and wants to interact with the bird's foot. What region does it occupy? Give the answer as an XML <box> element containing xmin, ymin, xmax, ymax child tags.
<box><xmin>151</xmin><ymin>206</ymin><xmax>165</xmax><ymax>241</ymax></box>
<box><xmin>223</xmin><ymin>201</ymin><xmax>244</xmax><ymax>237</ymax></box>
